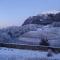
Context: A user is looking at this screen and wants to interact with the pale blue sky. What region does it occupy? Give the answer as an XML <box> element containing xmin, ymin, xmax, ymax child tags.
<box><xmin>0</xmin><ymin>0</ymin><xmax>60</xmax><ymax>28</ymax></box>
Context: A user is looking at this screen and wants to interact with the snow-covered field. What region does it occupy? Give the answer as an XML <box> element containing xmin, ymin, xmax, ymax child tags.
<box><xmin>19</xmin><ymin>27</ymin><xmax>60</xmax><ymax>47</ymax></box>
<box><xmin>0</xmin><ymin>47</ymin><xmax>60</xmax><ymax>60</ymax></box>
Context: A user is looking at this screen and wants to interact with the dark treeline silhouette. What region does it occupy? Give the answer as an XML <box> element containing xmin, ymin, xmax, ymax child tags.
<box><xmin>39</xmin><ymin>38</ymin><xmax>50</xmax><ymax>46</ymax></box>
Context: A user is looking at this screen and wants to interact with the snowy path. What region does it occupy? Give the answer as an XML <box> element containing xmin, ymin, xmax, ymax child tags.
<box><xmin>0</xmin><ymin>47</ymin><xmax>60</xmax><ymax>60</ymax></box>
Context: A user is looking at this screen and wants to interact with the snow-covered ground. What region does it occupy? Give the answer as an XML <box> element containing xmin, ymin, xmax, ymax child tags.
<box><xmin>0</xmin><ymin>47</ymin><xmax>60</xmax><ymax>60</ymax></box>
<box><xmin>19</xmin><ymin>27</ymin><xmax>60</xmax><ymax>47</ymax></box>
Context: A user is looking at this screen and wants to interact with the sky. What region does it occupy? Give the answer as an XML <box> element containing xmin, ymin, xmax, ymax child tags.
<box><xmin>0</xmin><ymin>0</ymin><xmax>60</xmax><ymax>28</ymax></box>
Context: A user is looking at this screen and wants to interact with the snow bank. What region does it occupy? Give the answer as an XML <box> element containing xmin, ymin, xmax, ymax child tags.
<box><xmin>0</xmin><ymin>47</ymin><xmax>60</xmax><ymax>60</ymax></box>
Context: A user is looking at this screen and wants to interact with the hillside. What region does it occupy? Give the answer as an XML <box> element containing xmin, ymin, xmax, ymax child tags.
<box><xmin>22</xmin><ymin>12</ymin><xmax>60</xmax><ymax>26</ymax></box>
<box><xmin>0</xmin><ymin>12</ymin><xmax>60</xmax><ymax>47</ymax></box>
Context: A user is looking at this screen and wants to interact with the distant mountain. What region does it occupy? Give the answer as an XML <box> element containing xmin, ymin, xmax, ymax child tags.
<box><xmin>22</xmin><ymin>12</ymin><xmax>60</xmax><ymax>26</ymax></box>
<box><xmin>0</xmin><ymin>12</ymin><xmax>60</xmax><ymax>47</ymax></box>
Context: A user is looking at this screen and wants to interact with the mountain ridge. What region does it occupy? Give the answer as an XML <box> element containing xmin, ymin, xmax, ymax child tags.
<box><xmin>22</xmin><ymin>12</ymin><xmax>60</xmax><ymax>26</ymax></box>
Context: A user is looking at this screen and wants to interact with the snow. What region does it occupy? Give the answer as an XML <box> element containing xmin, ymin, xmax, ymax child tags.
<box><xmin>0</xmin><ymin>47</ymin><xmax>60</xmax><ymax>60</ymax></box>
<box><xmin>41</xmin><ymin>10</ymin><xmax>60</xmax><ymax>14</ymax></box>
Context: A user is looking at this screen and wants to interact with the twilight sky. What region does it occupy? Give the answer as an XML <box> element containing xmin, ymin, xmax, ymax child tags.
<box><xmin>0</xmin><ymin>0</ymin><xmax>60</xmax><ymax>28</ymax></box>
